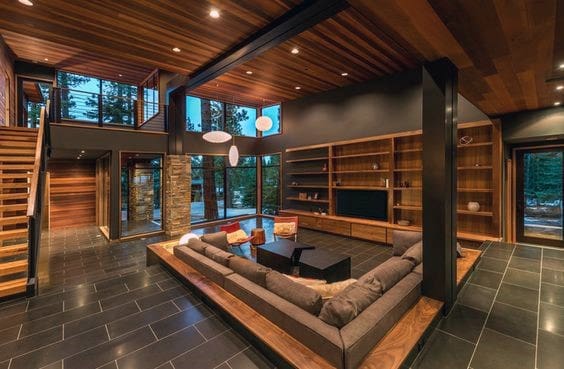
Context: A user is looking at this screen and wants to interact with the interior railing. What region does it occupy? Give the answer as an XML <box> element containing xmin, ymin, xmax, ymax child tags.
<box><xmin>52</xmin><ymin>87</ymin><xmax>167</xmax><ymax>131</ymax></box>
<box><xmin>26</xmin><ymin>102</ymin><xmax>50</xmax><ymax>295</ymax></box>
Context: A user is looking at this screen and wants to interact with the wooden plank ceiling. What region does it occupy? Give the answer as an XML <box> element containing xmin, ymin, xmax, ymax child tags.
<box><xmin>0</xmin><ymin>0</ymin><xmax>299</xmax><ymax>84</ymax></box>
<box><xmin>1</xmin><ymin>0</ymin><xmax>562</xmax><ymax>115</ymax></box>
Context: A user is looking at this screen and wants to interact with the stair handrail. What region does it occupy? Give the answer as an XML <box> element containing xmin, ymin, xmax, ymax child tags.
<box><xmin>27</xmin><ymin>107</ymin><xmax>46</xmax><ymax>217</ymax></box>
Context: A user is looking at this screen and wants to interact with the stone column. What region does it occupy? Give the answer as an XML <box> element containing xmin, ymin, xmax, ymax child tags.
<box><xmin>164</xmin><ymin>154</ymin><xmax>191</xmax><ymax>237</ymax></box>
<box><xmin>129</xmin><ymin>165</ymin><xmax>154</xmax><ymax>221</ymax></box>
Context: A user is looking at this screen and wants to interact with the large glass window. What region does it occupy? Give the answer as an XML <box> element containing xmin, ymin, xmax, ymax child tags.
<box><xmin>191</xmin><ymin>155</ymin><xmax>225</xmax><ymax>223</ymax></box>
<box><xmin>226</xmin><ymin>156</ymin><xmax>257</xmax><ymax>217</ymax></box>
<box><xmin>261</xmin><ymin>154</ymin><xmax>281</xmax><ymax>215</ymax></box>
<box><xmin>226</xmin><ymin>104</ymin><xmax>257</xmax><ymax>137</ymax></box>
<box><xmin>186</xmin><ymin>96</ymin><xmax>223</xmax><ymax>132</ymax></box>
<box><xmin>142</xmin><ymin>71</ymin><xmax>159</xmax><ymax>121</ymax></box>
<box><xmin>260</xmin><ymin>104</ymin><xmax>281</xmax><ymax>137</ymax></box>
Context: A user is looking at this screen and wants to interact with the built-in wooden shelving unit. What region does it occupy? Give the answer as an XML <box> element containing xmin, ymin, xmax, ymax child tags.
<box><xmin>282</xmin><ymin>121</ymin><xmax>502</xmax><ymax>243</ymax></box>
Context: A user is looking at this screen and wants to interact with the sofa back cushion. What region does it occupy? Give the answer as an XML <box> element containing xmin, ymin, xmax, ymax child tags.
<box><xmin>392</xmin><ymin>230</ymin><xmax>422</xmax><ymax>256</ymax></box>
<box><xmin>265</xmin><ymin>271</ymin><xmax>323</xmax><ymax>315</ymax></box>
<box><xmin>402</xmin><ymin>240</ymin><xmax>422</xmax><ymax>266</ymax></box>
<box><xmin>359</xmin><ymin>258</ymin><xmax>414</xmax><ymax>292</ymax></box>
<box><xmin>187</xmin><ymin>238</ymin><xmax>209</xmax><ymax>255</ymax></box>
<box><xmin>204</xmin><ymin>245</ymin><xmax>234</xmax><ymax>267</ymax></box>
<box><xmin>318</xmin><ymin>281</ymin><xmax>383</xmax><ymax>328</ymax></box>
<box><xmin>229</xmin><ymin>256</ymin><xmax>271</xmax><ymax>287</ymax></box>
<box><xmin>201</xmin><ymin>231</ymin><xmax>229</xmax><ymax>251</ymax></box>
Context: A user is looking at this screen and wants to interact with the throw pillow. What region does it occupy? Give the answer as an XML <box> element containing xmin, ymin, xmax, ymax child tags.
<box><xmin>201</xmin><ymin>231</ymin><xmax>230</xmax><ymax>251</ymax></box>
<box><xmin>359</xmin><ymin>258</ymin><xmax>414</xmax><ymax>292</ymax></box>
<box><xmin>274</xmin><ymin>222</ymin><xmax>296</xmax><ymax>235</ymax></box>
<box><xmin>318</xmin><ymin>281</ymin><xmax>383</xmax><ymax>328</ymax></box>
<box><xmin>307</xmin><ymin>279</ymin><xmax>357</xmax><ymax>300</ymax></box>
<box><xmin>229</xmin><ymin>256</ymin><xmax>271</xmax><ymax>287</ymax></box>
<box><xmin>284</xmin><ymin>274</ymin><xmax>327</xmax><ymax>286</ymax></box>
<box><xmin>266</xmin><ymin>271</ymin><xmax>323</xmax><ymax>315</ymax></box>
<box><xmin>402</xmin><ymin>240</ymin><xmax>422</xmax><ymax>266</ymax></box>
<box><xmin>187</xmin><ymin>238</ymin><xmax>209</xmax><ymax>255</ymax></box>
<box><xmin>226</xmin><ymin>229</ymin><xmax>249</xmax><ymax>244</ymax></box>
<box><xmin>392</xmin><ymin>230</ymin><xmax>422</xmax><ymax>256</ymax></box>
<box><xmin>204</xmin><ymin>245</ymin><xmax>234</xmax><ymax>267</ymax></box>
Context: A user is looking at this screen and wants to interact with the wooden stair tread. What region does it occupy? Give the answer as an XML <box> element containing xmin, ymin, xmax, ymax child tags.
<box><xmin>0</xmin><ymin>278</ymin><xmax>27</xmax><ymax>298</ymax></box>
<box><xmin>0</xmin><ymin>136</ymin><xmax>38</xmax><ymax>142</ymax></box>
<box><xmin>0</xmin><ymin>204</ymin><xmax>28</xmax><ymax>212</ymax></box>
<box><xmin>0</xmin><ymin>259</ymin><xmax>27</xmax><ymax>276</ymax></box>
<box><xmin>0</xmin><ymin>127</ymin><xmax>38</xmax><ymax>133</ymax></box>
<box><xmin>0</xmin><ymin>157</ymin><xmax>35</xmax><ymax>163</ymax></box>
<box><xmin>0</xmin><ymin>140</ymin><xmax>36</xmax><ymax>146</ymax></box>
<box><xmin>0</xmin><ymin>193</ymin><xmax>29</xmax><ymax>200</ymax></box>
<box><xmin>0</xmin><ymin>182</ymin><xmax>31</xmax><ymax>188</ymax></box>
<box><xmin>0</xmin><ymin>244</ymin><xmax>28</xmax><ymax>257</ymax></box>
<box><xmin>0</xmin><ymin>149</ymin><xmax>36</xmax><ymax>156</ymax></box>
<box><xmin>0</xmin><ymin>173</ymin><xmax>33</xmax><ymax>179</ymax></box>
<box><xmin>0</xmin><ymin>216</ymin><xmax>28</xmax><ymax>226</ymax></box>
<box><xmin>0</xmin><ymin>164</ymin><xmax>34</xmax><ymax>170</ymax></box>
<box><xmin>0</xmin><ymin>229</ymin><xmax>28</xmax><ymax>241</ymax></box>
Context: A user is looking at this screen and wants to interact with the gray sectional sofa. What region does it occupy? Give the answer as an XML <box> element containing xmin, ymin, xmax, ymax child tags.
<box><xmin>173</xmin><ymin>230</ymin><xmax>423</xmax><ymax>369</ymax></box>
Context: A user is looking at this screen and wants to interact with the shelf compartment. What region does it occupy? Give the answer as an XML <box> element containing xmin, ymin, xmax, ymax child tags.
<box><xmin>333</xmin><ymin>170</ymin><xmax>389</xmax><ymax>174</ymax></box>
<box><xmin>457</xmin><ymin>142</ymin><xmax>493</xmax><ymax>149</ymax></box>
<box><xmin>286</xmin><ymin>157</ymin><xmax>329</xmax><ymax>163</ymax></box>
<box><xmin>394</xmin><ymin>148</ymin><xmax>423</xmax><ymax>153</ymax></box>
<box><xmin>286</xmin><ymin>197</ymin><xmax>329</xmax><ymax>203</ymax></box>
<box><xmin>457</xmin><ymin>210</ymin><xmax>493</xmax><ymax>217</ymax></box>
<box><xmin>332</xmin><ymin>151</ymin><xmax>390</xmax><ymax>159</ymax></box>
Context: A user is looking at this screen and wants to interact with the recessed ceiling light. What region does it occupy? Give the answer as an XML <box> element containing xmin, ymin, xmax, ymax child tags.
<box><xmin>341</xmin><ymin>72</ymin><xmax>348</xmax><ymax>76</ymax></box>
<box><xmin>291</xmin><ymin>48</ymin><xmax>299</xmax><ymax>55</ymax></box>
<box><xmin>295</xmin><ymin>86</ymin><xmax>301</xmax><ymax>90</ymax></box>
<box><xmin>559</xmin><ymin>63</ymin><xmax>564</xmax><ymax>69</ymax></box>
<box><xmin>118</xmin><ymin>73</ymin><xmax>123</xmax><ymax>77</ymax></box>
<box><xmin>554</xmin><ymin>101</ymin><xmax>562</xmax><ymax>106</ymax></box>
<box><xmin>557</xmin><ymin>85</ymin><xmax>564</xmax><ymax>91</ymax></box>
<box><xmin>43</xmin><ymin>58</ymin><xmax>49</xmax><ymax>61</ymax></box>
<box><xmin>246</xmin><ymin>71</ymin><xmax>253</xmax><ymax>75</ymax></box>
<box><xmin>209</xmin><ymin>8</ymin><xmax>220</xmax><ymax>18</ymax></box>
<box><xmin>172</xmin><ymin>47</ymin><xmax>181</xmax><ymax>53</ymax></box>
<box><xmin>18</xmin><ymin>0</ymin><xmax>33</xmax><ymax>6</ymax></box>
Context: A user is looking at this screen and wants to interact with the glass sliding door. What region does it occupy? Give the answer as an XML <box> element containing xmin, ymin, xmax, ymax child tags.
<box><xmin>261</xmin><ymin>154</ymin><xmax>281</xmax><ymax>215</ymax></box>
<box><xmin>516</xmin><ymin>146</ymin><xmax>563</xmax><ymax>247</ymax></box>
<box><xmin>120</xmin><ymin>153</ymin><xmax>163</xmax><ymax>237</ymax></box>
<box><xmin>226</xmin><ymin>156</ymin><xmax>257</xmax><ymax>217</ymax></box>
<box><xmin>191</xmin><ymin>155</ymin><xmax>225</xmax><ymax>223</ymax></box>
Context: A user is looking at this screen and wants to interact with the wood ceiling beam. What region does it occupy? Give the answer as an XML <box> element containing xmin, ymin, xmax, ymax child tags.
<box><xmin>178</xmin><ymin>0</ymin><xmax>349</xmax><ymax>92</ymax></box>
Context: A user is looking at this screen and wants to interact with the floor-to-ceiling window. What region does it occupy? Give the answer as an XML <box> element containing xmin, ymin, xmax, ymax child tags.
<box><xmin>190</xmin><ymin>155</ymin><xmax>257</xmax><ymax>224</ymax></box>
<box><xmin>261</xmin><ymin>154</ymin><xmax>281</xmax><ymax>215</ymax></box>
<box><xmin>260</xmin><ymin>104</ymin><xmax>281</xmax><ymax>137</ymax></box>
<box><xmin>120</xmin><ymin>153</ymin><xmax>163</xmax><ymax>237</ymax></box>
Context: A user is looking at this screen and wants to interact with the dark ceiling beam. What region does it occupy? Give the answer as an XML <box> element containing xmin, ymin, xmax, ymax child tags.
<box><xmin>167</xmin><ymin>0</ymin><xmax>349</xmax><ymax>93</ymax></box>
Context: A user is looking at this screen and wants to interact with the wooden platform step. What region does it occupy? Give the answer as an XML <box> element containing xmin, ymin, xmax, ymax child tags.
<box><xmin>0</xmin><ymin>216</ymin><xmax>28</xmax><ymax>226</ymax></box>
<box><xmin>0</xmin><ymin>193</ymin><xmax>29</xmax><ymax>200</ymax></box>
<box><xmin>0</xmin><ymin>204</ymin><xmax>28</xmax><ymax>212</ymax></box>
<box><xmin>0</xmin><ymin>260</ymin><xmax>27</xmax><ymax>277</ymax></box>
<box><xmin>0</xmin><ymin>278</ymin><xmax>27</xmax><ymax>298</ymax></box>
<box><xmin>0</xmin><ymin>244</ymin><xmax>27</xmax><ymax>258</ymax></box>
<box><xmin>0</xmin><ymin>148</ymin><xmax>36</xmax><ymax>156</ymax></box>
<box><xmin>0</xmin><ymin>157</ymin><xmax>35</xmax><ymax>163</ymax></box>
<box><xmin>0</xmin><ymin>229</ymin><xmax>28</xmax><ymax>241</ymax></box>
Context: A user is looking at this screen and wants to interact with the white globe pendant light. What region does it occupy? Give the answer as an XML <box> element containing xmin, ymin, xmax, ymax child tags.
<box><xmin>202</xmin><ymin>130</ymin><xmax>232</xmax><ymax>143</ymax></box>
<box><xmin>255</xmin><ymin>115</ymin><xmax>273</xmax><ymax>132</ymax></box>
<box><xmin>228</xmin><ymin>144</ymin><xmax>239</xmax><ymax>167</ymax></box>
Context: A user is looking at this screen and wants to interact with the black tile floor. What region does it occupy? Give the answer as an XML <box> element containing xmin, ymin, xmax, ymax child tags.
<box><xmin>412</xmin><ymin>241</ymin><xmax>564</xmax><ymax>369</ymax></box>
<box><xmin>2</xmin><ymin>218</ymin><xmax>562</xmax><ymax>369</ymax></box>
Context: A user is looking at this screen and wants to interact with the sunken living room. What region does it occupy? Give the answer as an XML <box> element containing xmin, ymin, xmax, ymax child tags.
<box><xmin>0</xmin><ymin>1</ymin><xmax>563</xmax><ymax>369</ymax></box>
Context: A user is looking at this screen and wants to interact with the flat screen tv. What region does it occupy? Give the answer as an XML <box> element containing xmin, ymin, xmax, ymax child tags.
<box><xmin>336</xmin><ymin>190</ymin><xmax>388</xmax><ymax>221</ymax></box>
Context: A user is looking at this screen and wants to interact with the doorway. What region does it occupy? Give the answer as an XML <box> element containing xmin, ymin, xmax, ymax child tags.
<box><xmin>96</xmin><ymin>153</ymin><xmax>111</xmax><ymax>239</ymax></box>
<box><xmin>17</xmin><ymin>77</ymin><xmax>52</xmax><ymax>128</ymax></box>
<box><xmin>515</xmin><ymin>145</ymin><xmax>563</xmax><ymax>247</ymax></box>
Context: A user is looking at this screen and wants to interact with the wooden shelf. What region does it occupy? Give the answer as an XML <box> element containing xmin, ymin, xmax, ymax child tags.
<box><xmin>333</xmin><ymin>170</ymin><xmax>389</xmax><ymax>174</ymax></box>
<box><xmin>288</xmin><ymin>185</ymin><xmax>329</xmax><ymax>189</ymax></box>
<box><xmin>332</xmin><ymin>152</ymin><xmax>390</xmax><ymax>159</ymax></box>
<box><xmin>457</xmin><ymin>166</ymin><xmax>492</xmax><ymax>170</ymax></box>
<box><xmin>393</xmin><ymin>187</ymin><xmax>421</xmax><ymax>190</ymax></box>
<box><xmin>335</xmin><ymin>186</ymin><xmax>389</xmax><ymax>190</ymax></box>
<box><xmin>457</xmin><ymin>142</ymin><xmax>493</xmax><ymax>149</ymax></box>
<box><xmin>394</xmin><ymin>148</ymin><xmax>422</xmax><ymax>153</ymax></box>
<box><xmin>457</xmin><ymin>209</ymin><xmax>493</xmax><ymax>217</ymax></box>
<box><xmin>393</xmin><ymin>205</ymin><xmax>422</xmax><ymax>211</ymax></box>
<box><xmin>287</xmin><ymin>172</ymin><xmax>329</xmax><ymax>175</ymax></box>
<box><xmin>393</xmin><ymin>168</ymin><xmax>422</xmax><ymax>172</ymax></box>
<box><xmin>286</xmin><ymin>197</ymin><xmax>329</xmax><ymax>203</ymax></box>
<box><xmin>286</xmin><ymin>157</ymin><xmax>328</xmax><ymax>163</ymax></box>
<box><xmin>458</xmin><ymin>188</ymin><xmax>493</xmax><ymax>192</ymax></box>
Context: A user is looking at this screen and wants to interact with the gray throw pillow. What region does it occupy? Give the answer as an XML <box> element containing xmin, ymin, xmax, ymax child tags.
<box><xmin>229</xmin><ymin>256</ymin><xmax>271</xmax><ymax>287</ymax></box>
<box><xmin>187</xmin><ymin>238</ymin><xmax>209</xmax><ymax>255</ymax></box>
<box><xmin>359</xmin><ymin>258</ymin><xmax>414</xmax><ymax>292</ymax></box>
<box><xmin>402</xmin><ymin>240</ymin><xmax>422</xmax><ymax>266</ymax></box>
<box><xmin>266</xmin><ymin>271</ymin><xmax>323</xmax><ymax>315</ymax></box>
<box><xmin>318</xmin><ymin>281</ymin><xmax>383</xmax><ymax>328</ymax></box>
<box><xmin>392</xmin><ymin>230</ymin><xmax>422</xmax><ymax>256</ymax></box>
<box><xmin>204</xmin><ymin>245</ymin><xmax>234</xmax><ymax>267</ymax></box>
<box><xmin>201</xmin><ymin>231</ymin><xmax>229</xmax><ymax>251</ymax></box>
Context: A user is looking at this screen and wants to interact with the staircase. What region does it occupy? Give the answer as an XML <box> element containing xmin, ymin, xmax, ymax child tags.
<box><xmin>0</xmin><ymin>126</ymin><xmax>39</xmax><ymax>298</ymax></box>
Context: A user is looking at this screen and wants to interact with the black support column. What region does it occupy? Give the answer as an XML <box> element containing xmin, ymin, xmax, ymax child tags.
<box><xmin>422</xmin><ymin>58</ymin><xmax>458</xmax><ymax>312</ymax></box>
<box><xmin>167</xmin><ymin>86</ymin><xmax>186</xmax><ymax>155</ymax></box>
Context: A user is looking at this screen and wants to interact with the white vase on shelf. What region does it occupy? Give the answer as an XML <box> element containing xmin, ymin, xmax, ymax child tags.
<box><xmin>467</xmin><ymin>202</ymin><xmax>480</xmax><ymax>212</ymax></box>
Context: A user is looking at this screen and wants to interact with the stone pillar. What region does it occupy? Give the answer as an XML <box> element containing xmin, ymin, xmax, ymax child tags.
<box><xmin>164</xmin><ymin>154</ymin><xmax>191</xmax><ymax>237</ymax></box>
<box><xmin>129</xmin><ymin>165</ymin><xmax>154</xmax><ymax>221</ymax></box>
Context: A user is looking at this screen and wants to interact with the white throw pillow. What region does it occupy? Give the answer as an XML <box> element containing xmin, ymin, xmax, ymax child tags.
<box><xmin>307</xmin><ymin>279</ymin><xmax>358</xmax><ymax>300</ymax></box>
<box><xmin>274</xmin><ymin>222</ymin><xmax>296</xmax><ymax>235</ymax></box>
<box><xmin>284</xmin><ymin>274</ymin><xmax>327</xmax><ymax>286</ymax></box>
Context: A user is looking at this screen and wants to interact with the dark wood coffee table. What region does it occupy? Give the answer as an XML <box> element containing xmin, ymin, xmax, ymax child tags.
<box><xmin>299</xmin><ymin>249</ymin><xmax>351</xmax><ymax>283</ymax></box>
<box><xmin>256</xmin><ymin>239</ymin><xmax>315</xmax><ymax>274</ymax></box>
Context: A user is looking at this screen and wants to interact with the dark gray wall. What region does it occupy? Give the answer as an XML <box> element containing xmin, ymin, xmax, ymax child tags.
<box><xmin>459</xmin><ymin>95</ymin><xmax>488</xmax><ymax>123</ymax></box>
<box><xmin>501</xmin><ymin>106</ymin><xmax>564</xmax><ymax>143</ymax></box>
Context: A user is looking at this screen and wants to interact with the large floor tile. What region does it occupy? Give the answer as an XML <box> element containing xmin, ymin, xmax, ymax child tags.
<box><xmin>227</xmin><ymin>347</ymin><xmax>275</xmax><ymax>369</ymax></box>
<box><xmin>541</xmin><ymin>282</ymin><xmax>564</xmax><ymax>307</ymax></box>
<box><xmin>537</xmin><ymin>329</ymin><xmax>564</xmax><ymax>369</ymax></box>
<box><xmin>477</xmin><ymin>256</ymin><xmax>508</xmax><ymax>273</ymax></box>
<box><xmin>542</xmin><ymin>268</ymin><xmax>564</xmax><ymax>286</ymax></box>
<box><xmin>539</xmin><ymin>302</ymin><xmax>564</xmax><ymax>337</ymax></box>
<box><xmin>503</xmin><ymin>268</ymin><xmax>540</xmax><ymax>290</ymax></box>
<box><xmin>412</xmin><ymin>330</ymin><xmax>474</xmax><ymax>369</ymax></box>
<box><xmin>470</xmin><ymin>328</ymin><xmax>535</xmax><ymax>369</ymax></box>
<box><xmin>496</xmin><ymin>283</ymin><xmax>539</xmax><ymax>312</ymax></box>
<box><xmin>468</xmin><ymin>269</ymin><xmax>503</xmax><ymax>290</ymax></box>
<box><xmin>486</xmin><ymin>302</ymin><xmax>537</xmax><ymax>344</ymax></box>
<box><xmin>512</xmin><ymin>245</ymin><xmax>542</xmax><ymax>260</ymax></box>
<box><xmin>438</xmin><ymin>304</ymin><xmax>487</xmax><ymax>343</ymax></box>
<box><xmin>543</xmin><ymin>257</ymin><xmax>564</xmax><ymax>272</ymax></box>
<box><xmin>509</xmin><ymin>256</ymin><xmax>541</xmax><ymax>273</ymax></box>
<box><xmin>457</xmin><ymin>283</ymin><xmax>496</xmax><ymax>312</ymax></box>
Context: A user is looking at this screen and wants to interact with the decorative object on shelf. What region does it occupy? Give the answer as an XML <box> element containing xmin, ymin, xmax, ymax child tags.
<box><xmin>291</xmin><ymin>181</ymin><xmax>299</xmax><ymax>186</ymax></box>
<box><xmin>399</xmin><ymin>182</ymin><xmax>404</xmax><ymax>188</ymax></box>
<box><xmin>307</xmin><ymin>194</ymin><xmax>312</xmax><ymax>200</ymax></box>
<box><xmin>322</xmin><ymin>163</ymin><xmax>328</xmax><ymax>172</ymax></box>
<box><xmin>459</xmin><ymin>135</ymin><xmax>473</xmax><ymax>145</ymax></box>
<box><xmin>313</xmin><ymin>192</ymin><xmax>319</xmax><ymax>200</ymax></box>
<box><xmin>228</xmin><ymin>138</ymin><xmax>239</xmax><ymax>166</ymax></box>
<box><xmin>467</xmin><ymin>201</ymin><xmax>480</xmax><ymax>212</ymax></box>
<box><xmin>398</xmin><ymin>220</ymin><xmax>411</xmax><ymax>226</ymax></box>
<box><xmin>334</xmin><ymin>180</ymin><xmax>341</xmax><ymax>186</ymax></box>
<box><xmin>474</xmin><ymin>163</ymin><xmax>481</xmax><ymax>167</ymax></box>
<box><xmin>202</xmin><ymin>130</ymin><xmax>232</xmax><ymax>143</ymax></box>
<box><xmin>385</xmin><ymin>178</ymin><xmax>390</xmax><ymax>188</ymax></box>
<box><xmin>404</xmin><ymin>181</ymin><xmax>410</xmax><ymax>188</ymax></box>
<box><xmin>255</xmin><ymin>115</ymin><xmax>273</xmax><ymax>132</ymax></box>
<box><xmin>299</xmin><ymin>192</ymin><xmax>307</xmax><ymax>200</ymax></box>
<box><xmin>321</xmin><ymin>210</ymin><xmax>327</xmax><ymax>216</ymax></box>
<box><xmin>372</xmin><ymin>163</ymin><xmax>379</xmax><ymax>170</ymax></box>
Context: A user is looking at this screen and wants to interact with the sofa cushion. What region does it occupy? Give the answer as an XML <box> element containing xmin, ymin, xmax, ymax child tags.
<box><xmin>284</xmin><ymin>275</ymin><xmax>327</xmax><ymax>286</ymax></box>
<box><xmin>229</xmin><ymin>256</ymin><xmax>271</xmax><ymax>287</ymax></box>
<box><xmin>204</xmin><ymin>245</ymin><xmax>234</xmax><ymax>267</ymax></box>
<box><xmin>266</xmin><ymin>271</ymin><xmax>323</xmax><ymax>315</ymax></box>
<box><xmin>402</xmin><ymin>240</ymin><xmax>422</xmax><ymax>266</ymax></box>
<box><xmin>187</xmin><ymin>238</ymin><xmax>208</xmax><ymax>255</ymax></box>
<box><xmin>392</xmin><ymin>230</ymin><xmax>422</xmax><ymax>256</ymax></box>
<box><xmin>173</xmin><ymin>246</ymin><xmax>233</xmax><ymax>287</ymax></box>
<box><xmin>307</xmin><ymin>279</ymin><xmax>357</xmax><ymax>300</ymax></box>
<box><xmin>359</xmin><ymin>257</ymin><xmax>414</xmax><ymax>292</ymax></box>
<box><xmin>201</xmin><ymin>231</ymin><xmax>229</xmax><ymax>251</ymax></box>
<box><xmin>318</xmin><ymin>281</ymin><xmax>383</xmax><ymax>328</ymax></box>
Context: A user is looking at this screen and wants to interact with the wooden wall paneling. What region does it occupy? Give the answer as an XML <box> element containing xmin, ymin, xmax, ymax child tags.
<box><xmin>48</xmin><ymin>159</ymin><xmax>96</xmax><ymax>228</ymax></box>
